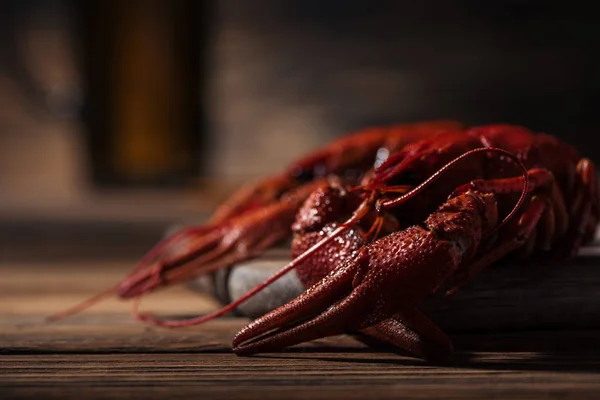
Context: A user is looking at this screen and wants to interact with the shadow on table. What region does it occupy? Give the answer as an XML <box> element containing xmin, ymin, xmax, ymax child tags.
<box><xmin>247</xmin><ymin>329</ymin><xmax>600</xmax><ymax>373</ymax></box>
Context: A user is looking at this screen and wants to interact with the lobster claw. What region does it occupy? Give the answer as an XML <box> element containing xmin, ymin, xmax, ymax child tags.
<box><xmin>232</xmin><ymin>226</ymin><xmax>457</xmax><ymax>361</ymax></box>
<box><xmin>232</xmin><ymin>188</ymin><xmax>504</xmax><ymax>360</ymax></box>
<box><xmin>232</xmin><ymin>249</ymin><xmax>367</xmax><ymax>354</ymax></box>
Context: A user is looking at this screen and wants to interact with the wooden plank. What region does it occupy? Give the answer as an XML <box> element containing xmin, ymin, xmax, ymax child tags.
<box><xmin>2</xmin><ymin>260</ymin><xmax>600</xmax><ymax>399</ymax></box>
<box><xmin>0</xmin><ymin>261</ymin><xmax>221</xmax><ymax>318</ymax></box>
<box><xmin>2</xmin><ymin>333</ymin><xmax>600</xmax><ymax>400</ymax></box>
<box><xmin>2</xmin><ymin>313</ymin><xmax>600</xmax><ymax>400</ymax></box>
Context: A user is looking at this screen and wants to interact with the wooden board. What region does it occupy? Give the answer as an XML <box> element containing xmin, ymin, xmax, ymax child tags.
<box><xmin>2</xmin><ymin>261</ymin><xmax>600</xmax><ymax>399</ymax></box>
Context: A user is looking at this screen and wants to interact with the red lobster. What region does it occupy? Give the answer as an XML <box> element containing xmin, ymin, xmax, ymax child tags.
<box><xmin>136</xmin><ymin>124</ymin><xmax>598</xmax><ymax>361</ymax></box>
<box><xmin>49</xmin><ymin>120</ymin><xmax>462</xmax><ymax>321</ymax></box>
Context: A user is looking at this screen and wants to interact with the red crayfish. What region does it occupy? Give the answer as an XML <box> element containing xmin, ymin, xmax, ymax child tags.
<box><xmin>49</xmin><ymin>120</ymin><xmax>461</xmax><ymax>318</ymax></box>
<box><xmin>51</xmin><ymin>123</ymin><xmax>598</xmax><ymax>362</ymax></box>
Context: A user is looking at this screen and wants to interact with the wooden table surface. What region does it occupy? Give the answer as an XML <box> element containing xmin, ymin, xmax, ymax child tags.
<box><xmin>2</xmin><ymin>260</ymin><xmax>600</xmax><ymax>399</ymax></box>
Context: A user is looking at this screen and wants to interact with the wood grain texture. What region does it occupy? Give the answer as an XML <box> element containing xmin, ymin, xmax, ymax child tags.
<box><xmin>2</xmin><ymin>260</ymin><xmax>600</xmax><ymax>399</ymax></box>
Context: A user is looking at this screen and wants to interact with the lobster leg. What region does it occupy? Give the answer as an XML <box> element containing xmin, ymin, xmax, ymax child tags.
<box><xmin>464</xmin><ymin>158</ymin><xmax>599</xmax><ymax>259</ymax></box>
<box><xmin>567</xmin><ymin>158</ymin><xmax>598</xmax><ymax>253</ymax></box>
<box><xmin>447</xmin><ymin>194</ymin><xmax>550</xmax><ymax>292</ymax></box>
<box><xmin>583</xmin><ymin>160</ymin><xmax>600</xmax><ymax>243</ymax></box>
<box><xmin>454</xmin><ymin>167</ymin><xmax>568</xmax><ymax>239</ymax></box>
<box><xmin>446</xmin><ymin>158</ymin><xmax>597</xmax><ymax>291</ymax></box>
<box><xmin>443</xmin><ymin>166</ymin><xmax>582</xmax><ymax>291</ymax></box>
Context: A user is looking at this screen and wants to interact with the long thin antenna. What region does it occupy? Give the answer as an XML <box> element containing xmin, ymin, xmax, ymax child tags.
<box><xmin>45</xmin><ymin>225</ymin><xmax>213</xmax><ymax>322</ymax></box>
<box><xmin>379</xmin><ymin>147</ymin><xmax>529</xmax><ymax>231</ymax></box>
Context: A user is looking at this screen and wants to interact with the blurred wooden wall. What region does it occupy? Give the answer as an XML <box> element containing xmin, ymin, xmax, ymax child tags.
<box><xmin>207</xmin><ymin>0</ymin><xmax>599</xmax><ymax>180</ymax></box>
<box><xmin>1</xmin><ymin>0</ymin><xmax>598</xmax><ymax>216</ymax></box>
<box><xmin>79</xmin><ymin>0</ymin><xmax>207</xmax><ymax>187</ymax></box>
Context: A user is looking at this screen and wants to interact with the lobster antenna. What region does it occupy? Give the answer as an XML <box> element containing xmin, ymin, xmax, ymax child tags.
<box><xmin>489</xmin><ymin>151</ymin><xmax>529</xmax><ymax>232</ymax></box>
<box><xmin>45</xmin><ymin>225</ymin><xmax>213</xmax><ymax>323</ymax></box>
<box><xmin>46</xmin><ymin>284</ymin><xmax>120</xmax><ymax>323</ymax></box>
<box><xmin>378</xmin><ymin>147</ymin><xmax>529</xmax><ymax>231</ymax></box>
<box><xmin>129</xmin><ymin>148</ymin><xmax>529</xmax><ymax>328</ymax></box>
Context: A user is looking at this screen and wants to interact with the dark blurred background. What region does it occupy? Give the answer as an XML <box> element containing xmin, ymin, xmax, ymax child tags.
<box><xmin>1</xmin><ymin>0</ymin><xmax>599</xmax><ymax>260</ymax></box>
